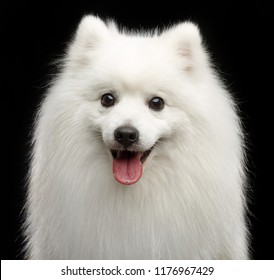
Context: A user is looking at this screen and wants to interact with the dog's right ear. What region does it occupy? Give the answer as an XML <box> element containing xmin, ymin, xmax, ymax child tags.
<box><xmin>65</xmin><ymin>15</ymin><xmax>112</xmax><ymax>68</ymax></box>
<box><xmin>74</xmin><ymin>16</ymin><xmax>109</xmax><ymax>49</ymax></box>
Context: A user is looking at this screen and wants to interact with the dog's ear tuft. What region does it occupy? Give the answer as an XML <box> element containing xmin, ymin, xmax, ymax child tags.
<box><xmin>163</xmin><ymin>22</ymin><xmax>208</xmax><ymax>74</ymax></box>
<box><xmin>168</xmin><ymin>22</ymin><xmax>202</xmax><ymax>57</ymax></box>
<box><xmin>74</xmin><ymin>15</ymin><xmax>110</xmax><ymax>49</ymax></box>
<box><xmin>65</xmin><ymin>15</ymin><xmax>113</xmax><ymax>69</ymax></box>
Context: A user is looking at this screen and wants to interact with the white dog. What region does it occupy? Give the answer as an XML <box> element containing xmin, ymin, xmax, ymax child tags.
<box><xmin>25</xmin><ymin>15</ymin><xmax>249</xmax><ymax>259</ymax></box>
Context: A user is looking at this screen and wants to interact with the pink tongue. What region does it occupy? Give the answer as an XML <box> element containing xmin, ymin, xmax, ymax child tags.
<box><xmin>113</xmin><ymin>152</ymin><xmax>143</xmax><ymax>185</ymax></box>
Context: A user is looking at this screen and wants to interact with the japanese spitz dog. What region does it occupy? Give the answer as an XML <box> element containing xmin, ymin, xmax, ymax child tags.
<box><xmin>25</xmin><ymin>15</ymin><xmax>249</xmax><ymax>259</ymax></box>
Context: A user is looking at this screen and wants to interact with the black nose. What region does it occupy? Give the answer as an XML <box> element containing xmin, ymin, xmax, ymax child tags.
<box><xmin>114</xmin><ymin>126</ymin><xmax>139</xmax><ymax>148</ymax></box>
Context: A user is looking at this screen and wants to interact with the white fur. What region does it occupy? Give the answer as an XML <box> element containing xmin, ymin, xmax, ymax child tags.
<box><xmin>25</xmin><ymin>15</ymin><xmax>249</xmax><ymax>259</ymax></box>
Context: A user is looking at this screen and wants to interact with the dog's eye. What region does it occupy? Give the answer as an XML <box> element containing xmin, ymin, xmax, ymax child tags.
<box><xmin>101</xmin><ymin>93</ymin><xmax>115</xmax><ymax>107</ymax></box>
<box><xmin>148</xmin><ymin>97</ymin><xmax>165</xmax><ymax>111</ymax></box>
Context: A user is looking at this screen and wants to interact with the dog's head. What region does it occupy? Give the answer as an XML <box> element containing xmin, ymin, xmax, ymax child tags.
<box><xmin>62</xmin><ymin>16</ymin><xmax>211</xmax><ymax>185</ymax></box>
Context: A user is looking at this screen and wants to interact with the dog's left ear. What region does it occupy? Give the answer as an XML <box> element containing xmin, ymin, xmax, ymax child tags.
<box><xmin>162</xmin><ymin>22</ymin><xmax>209</xmax><ymax>74</ymax></box>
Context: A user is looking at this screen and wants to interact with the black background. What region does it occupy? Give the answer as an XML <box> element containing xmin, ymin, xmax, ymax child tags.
<box><xmin>2</xmin><ymin>0</ymin><xmax>273</xmax><ymax>259</ymax></box>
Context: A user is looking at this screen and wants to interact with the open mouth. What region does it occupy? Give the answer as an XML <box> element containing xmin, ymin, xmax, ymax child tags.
<box><xmin>111</xmin><ymin>147</ymin><xmax>154</xmax><ymax>185</ymax></box>
<box><xmin>111</xmin><ymin>148</ymin><xmax>153</xmax><ymax>163</ymax></box>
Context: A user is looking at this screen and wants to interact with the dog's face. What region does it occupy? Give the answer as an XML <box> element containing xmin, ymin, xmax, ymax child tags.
<box><xmin>86</xmin><ymin>56</ymin><xmax>177</xmax><ymax>185</ymax></box>
<box><xmin>64</xmin><ymin>16</ymin><xmax>207</xmax><ymax>185</ymax></box>
<box><xmin>95</xmin><ymin>86</ymin><xmax>173</xmax><ymax>185</ymax></box>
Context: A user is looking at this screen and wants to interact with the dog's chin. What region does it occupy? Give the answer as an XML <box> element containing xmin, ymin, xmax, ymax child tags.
<box><xmin>108</xmin><ymin>145</ymin><xmax>154</xmax><ymax>186</ymax></box>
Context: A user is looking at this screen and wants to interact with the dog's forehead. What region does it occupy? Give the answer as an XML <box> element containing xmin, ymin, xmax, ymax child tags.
<box><xmin>95</xmin><ymin>37</ymin><xmax>177</xmax><ymax>92</ymax></box>
<box><xmin>106</xmin><ymin>37</ymin><xmax>162</xmax><ymax>67</ymax></box>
